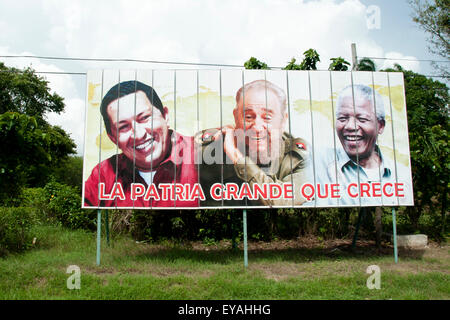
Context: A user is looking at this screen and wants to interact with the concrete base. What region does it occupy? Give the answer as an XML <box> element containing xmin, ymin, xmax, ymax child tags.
<box><xmin>393</xmin><ymin>234</ymin><xmax>428</xmax><ymax>249</ymax></box>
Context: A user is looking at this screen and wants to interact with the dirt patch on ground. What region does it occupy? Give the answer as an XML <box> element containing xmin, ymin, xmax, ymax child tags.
<box><xmin>188</xmin><ymin>237</ymin><xmax>355</xmax><ymax>251</ymax></box>
<box><xmin>250</xmin><ymin>262</ymin><xmax>319</xmax><ymax>281</ymax></box>
<box><xmin>383</xmin><ymin>242</ymin><xmax>450</xmax><ymax>275</ymax></box>
<box><xmin>132</xmin><ymin>266</ymin><xmax>214</xmax><ymax>278</ymax></box>
<box><xmin>384</xmin><ymin>262</ymin><xmax>446</xmax><ymax>275</ymax></box>
<box><xmin>187</xmin><ymin>237</ymin><xmax>448</xmax><ymax>256</ymax></box>
<box><xmin>187</xmin><ymin>237</ymin><xmax>400</xmax><ymax>253</ymax></box>
<box><xmin>191</xmin><ymin>237</ymin><xmax>449</xmax><ymax>280</ymax></box>
<box><xmin>33</xmin><ymin>277</ymin><xmax>48</xmax><ymax>288</ymax></box>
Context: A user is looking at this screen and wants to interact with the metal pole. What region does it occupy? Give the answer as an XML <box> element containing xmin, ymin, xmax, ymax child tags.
<box><xmin>96</xmin><ymin>209</ymin><xmax>101</xmax><ymax>266</ymax></box>
<box><xmin>392</xmin><ymin>207</ymin><xmax>398</xmax><ymax>263</ymax></box>
<box><xmin>243</xmin><ymin>209</ymin><xmax>248</xmax><ymax>268</ymax></box>
<box><xmin>351</xmin><ymin>43</ymin><xmax>358</xmax><ymax>70</ymax></box>
<box><xmin>105</xmin><ymin>210</ymin><xmax>110</xmax><ymax>246</ymax></box>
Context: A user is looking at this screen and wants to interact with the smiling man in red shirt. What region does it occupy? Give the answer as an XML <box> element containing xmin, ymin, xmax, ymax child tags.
<box><xmin>83</xmin><ymin>80</ymin><xmax>199</xmax><ymax>208</ymax></box>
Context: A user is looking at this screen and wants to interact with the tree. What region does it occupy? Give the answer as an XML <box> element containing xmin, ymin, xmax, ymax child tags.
<box><xmin>409</xmin><ymin>0</ymin><xmax>450</xmax><ymax>77</ymax></box>
<box><xmin>283</xmin><ymin>49</ymin><xmax>321</xmax><ymax>71</ymax></box>
<box><xmin>383</xmin><ymin>64</ymin><xmax>449</xmax><ymax>237</ymax></box>
<box><xmin>329</xmin><ymin>57</ymin><xmax>351</xmax><ymax>71</ymax></box>
<box><xmin>0</xmin><ymin>64</ymin><xmax>76</xmax><ymax>203</ymax></box>
<box><xmin>299</xmin><ymin>49</ymin><xmax>321</xmax><ymax>70</ymax></box>
<box><xmin>51</xmin><ymin>156</ymin><xmax>83</xmax><ymax>190</ymax></box>
<box><xmin>357</xmin><ymin>58</ymin><xmax>377</xmax><ymax>71</ymax></box>
<box><xmin>0</xmin><ymin>62</ymin><xmax>65</xmax><ymax>126</ymax></box>
<box><xmin>0</xmin><ymin>112</ymin><xmax>75</xmax><ymax>202</ymax></box>
<box><xmin>283</xmin><ymin>58</ymin><xmax>302</xmax><ymax>70</ymax></box>
<box><xmin>244</xmin><ymin>57</ymin><xmax>269</xmax><ymax>70</ymax></box>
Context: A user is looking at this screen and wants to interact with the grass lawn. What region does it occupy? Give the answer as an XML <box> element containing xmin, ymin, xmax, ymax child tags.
<box><xmin>0</xmin><ymin>225</ymin><xmax>448</xmax><ymax>300</ymax></box>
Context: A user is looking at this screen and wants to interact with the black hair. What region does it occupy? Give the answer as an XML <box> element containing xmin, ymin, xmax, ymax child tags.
<box><xmin>100</xmin><ymin>80</ymin><xmax>164</xmax><ymax>135</ymax></box>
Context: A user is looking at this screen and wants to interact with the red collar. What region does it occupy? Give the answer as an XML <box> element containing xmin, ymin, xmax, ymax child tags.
<box><xmin>158</xmin><ymin>130</ymin><xmax>186</xmax><ymax>169</ymax></box>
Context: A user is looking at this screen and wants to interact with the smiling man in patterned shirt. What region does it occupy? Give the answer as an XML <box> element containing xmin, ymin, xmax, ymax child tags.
<box><xmin>315</xmin><ymin>84</ymin><xmax>412</xmax><ymax>206</ymax></box>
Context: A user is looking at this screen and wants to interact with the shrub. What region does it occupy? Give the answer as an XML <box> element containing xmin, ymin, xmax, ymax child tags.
<box><xmin>130</xmin><ymin>210</ymin><xmax>155</xmax><ymax>241</ymax></box>
<box><xmin>43</xmin><ymin>180</ymin><xmax>96</xmax><ymax>230</ymax></box>
<box><xmin>18</xmin><ymin>187</ymin><xmax>48</xmax><ymax>223</ymax></box>
<box><xmin>0</xmin><ymin>207</ymin><xmax>36</xmax><ymax>256</ymax></box>
<box><xmin>129</xmin><ymin>209</ymin><xmax>236</xmax><ymax>242</ymax></box>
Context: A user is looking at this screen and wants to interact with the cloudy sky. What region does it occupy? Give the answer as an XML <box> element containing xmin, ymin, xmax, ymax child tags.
<box><xmin>0</xmin><ymin>0</ymin><xmax>445</xmax><ymax>154</ymax></box>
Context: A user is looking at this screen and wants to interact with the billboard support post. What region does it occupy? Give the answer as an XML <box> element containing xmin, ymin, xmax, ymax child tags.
<box><xmin>105</xmin><ymin>211</ymin><xmax>110</xmax><ymax>246</ymax></box>
<box><xmin>243</xmin><ymin>209</ymin><xmax>248</xmax><ymax>268</ymax></box>
<box><xmin>96</xmin><ymin>209</ymin><xmax>101</xmax><ymax>266</ymax></box>
<box><xmin>392</xmin><ymin>207</ymin><xmax>399</xmax><ymax>263</ymax></box>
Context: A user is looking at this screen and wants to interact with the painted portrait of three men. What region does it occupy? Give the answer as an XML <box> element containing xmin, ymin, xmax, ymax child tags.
<box><xmin>82</xmin><ymin>70</ymin><xmax>413</xmax><ymax>209</ymax></box>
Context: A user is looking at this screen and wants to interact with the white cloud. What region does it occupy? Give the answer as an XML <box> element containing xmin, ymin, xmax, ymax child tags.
<box><xmin>39</xmin><ymin>0</ymin><xmax>386</xmax><ymax>68</ymax></box>
<box><xmin>0</xmin><ymin>47</ymin><xmax>78</xmax><ymax>97</ymax></box>
<box><xmin>0</xmin><ymin>46</ymin><xmax>84</xmax><ymax>153</ymax></box>
<box><xmin>46</xmin><ymin>98</ymin><xmax>85</xmax><ymax>155</ymax></box>
<box><xmin>381</xmin><ymin>51</ymin><xmax>420</xmax><ymax>73</ymax></box>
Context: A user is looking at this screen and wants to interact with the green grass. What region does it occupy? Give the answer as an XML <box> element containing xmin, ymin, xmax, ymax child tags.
<box><xmin>0</xmin><ymin>225</ymin><xmax>448</xmax><ymax>300</ymax></box>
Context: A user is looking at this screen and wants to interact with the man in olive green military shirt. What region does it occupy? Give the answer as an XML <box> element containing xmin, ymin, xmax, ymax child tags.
<box><xmin>196</xmin><ymin>79</ymin><xmax>312</xmax><ymax>207</ymax></box>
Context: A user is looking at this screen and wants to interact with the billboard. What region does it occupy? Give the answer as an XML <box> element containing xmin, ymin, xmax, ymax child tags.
<box><xmin>82</xmin><ymin>70</ymin><xmax>414</xmax><ymax>209</ymax></box>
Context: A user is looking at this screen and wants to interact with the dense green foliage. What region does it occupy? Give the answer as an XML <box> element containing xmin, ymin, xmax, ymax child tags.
<box><xmin>42</xmin><ymin>180</ymin><xmax>97</xmax><ymax>230</ymax></box>
<box><xmin>328</xmin><ymin>57</ymin><xmax>351</xmax><ymax>71</ymax></box>
<box><xmin>357</xmin><ymin>57</ymin><xmax>377</xmax><ymax>71</ymax></box>
<box><xmin>0</xmin><ymin>64</ymin><xmax>98</xmax><ymax>254</ymax></box>
<box><xmin>244</xmin><ymin>57</ymin><xmax>269</xmax><ymax>70</ymax></box>
<box><xmin>384</xmin><ymin>64</ymin><xmax>449</xmax><ymax>237</ymax></box>
<box><xmin>0</xmin><ymin>182</ymin><xmax>97</xmax><ymax>256</ymax></box>
<box><xmin>19</xmin><ymin>182</ymin><xmax>97</xmax><ymax>230</ymax></box>
<box><xmin>283</xmin><ymin>49</ymin><xmax>321</xmax><ymax>70</ymax></box>
<box><xmin>50</xmin><ymin>156</ymin><xmax>83</xmax><ymax>190</ymax></box>
<box><xmin>0</xmin><ymin>112</ymin><xmax>75</xmax><ymax>202</ymax></box>
<box><xmin>299</xmin><ymin>49</ymin><xmax>321</xmax><ymax>70</ymax></box>
<box><xmin>0</xmin><ymin>63</ymin><xmax>76</xmax><ymax>204</ymax></box>
<box><xmin>0</xmin><ymin>62</ymin><xmax>65</xmax><ymax>125</ymax></box>
<box><xmin>283</xmin><ymin>58</ymin><xmax>302</xmax><ymax>70</ymax></box>
<box><xmin>118</xmin><ymin>206</ymin><xmax>442</xmax><ymax>244</ymax></box>
<box><xmin>0</xmin><ymin>207</ymin><xmax>36</xmax><ymax>256</ymax></box>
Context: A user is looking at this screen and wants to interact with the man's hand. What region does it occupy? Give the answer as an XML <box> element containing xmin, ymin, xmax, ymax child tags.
<box><xmin>223</xmin><ymin>126</ymin><xmax>245</xmax><ymax>164</ymax></box>
<box><xmin>211</xmin><ymin>125</ymin><xmax>243</xmax><ymax>165</ymax></box>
